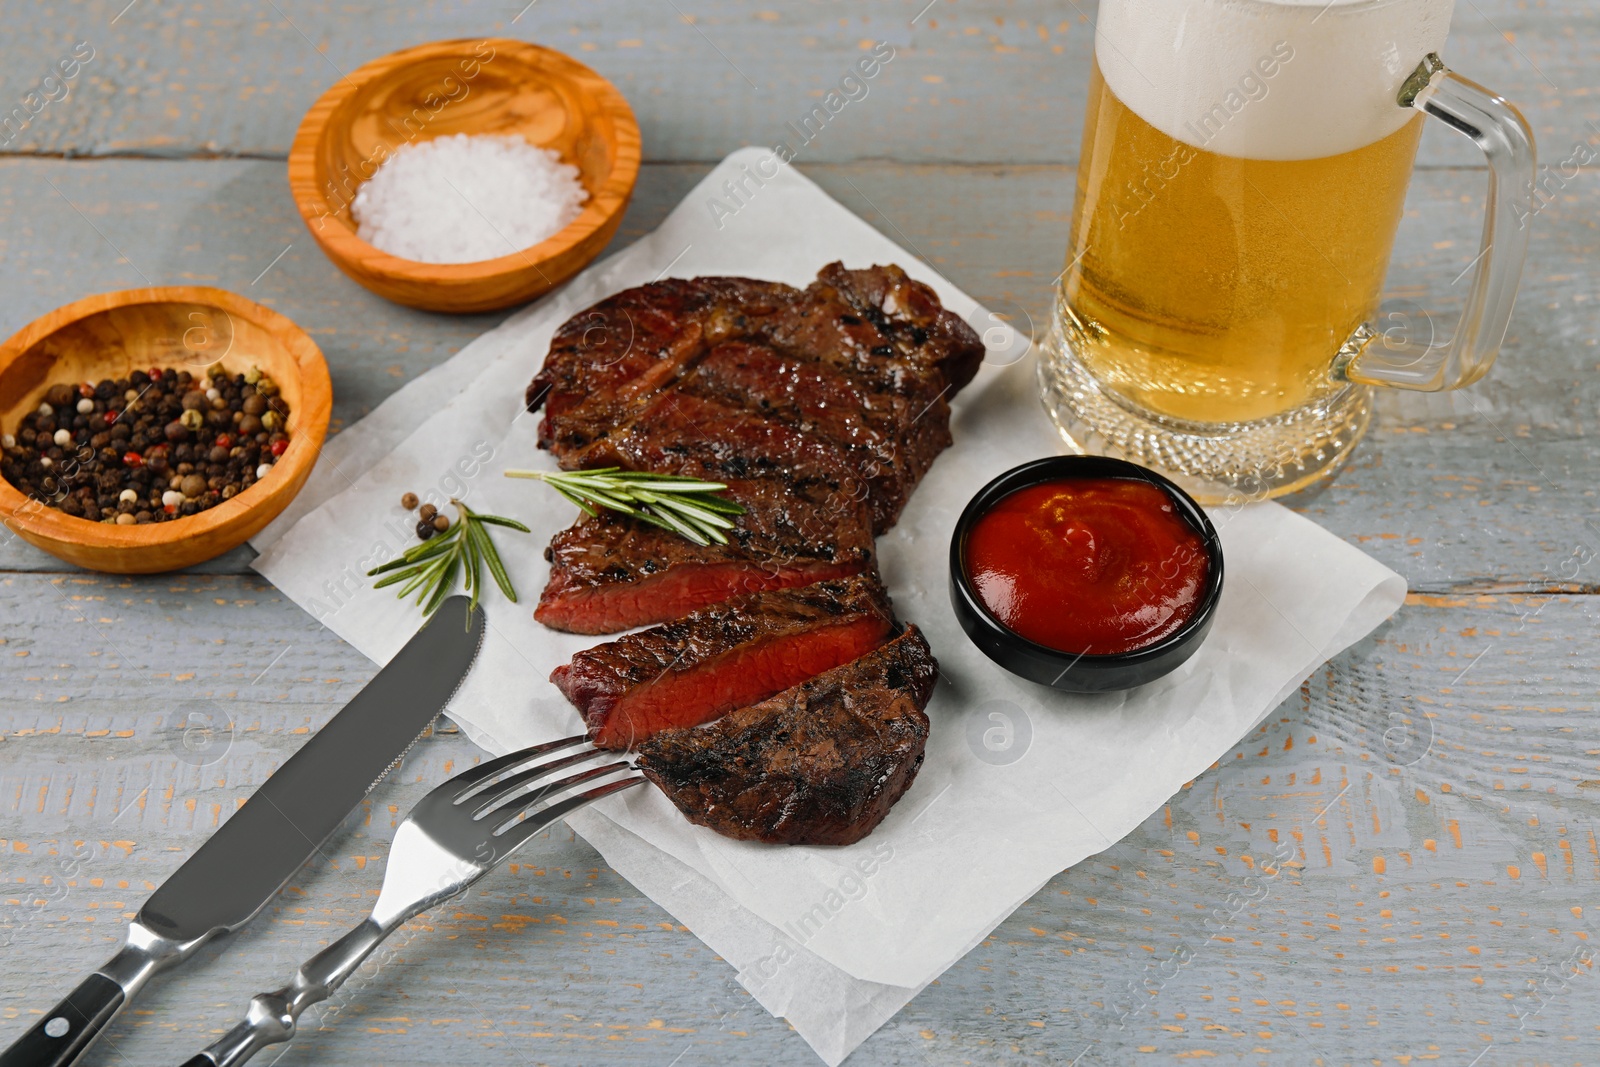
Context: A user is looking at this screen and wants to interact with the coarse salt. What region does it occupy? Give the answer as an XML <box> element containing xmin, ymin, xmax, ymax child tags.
<box><xmin>351</xmin><ymin>133</ymin><xmax>589</xmax><ymax>265</ymax></box>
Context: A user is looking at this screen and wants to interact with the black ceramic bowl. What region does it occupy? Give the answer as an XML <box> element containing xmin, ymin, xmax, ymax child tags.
<box><xmin>948</xmin><ymin>455</ymin><xmax>1225</xmax><ymax>693</ymax></box>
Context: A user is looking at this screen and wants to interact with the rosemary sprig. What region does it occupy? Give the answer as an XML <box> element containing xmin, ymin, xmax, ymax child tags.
<box><xmin>366</xmin><ymin>499</ymin><xmax>530</xmax><ymax>617</ymax></box>
<box><xmin>503</xmin><ymin>467</ymin><xmax>745</xmax><ymax>546</ymax></box>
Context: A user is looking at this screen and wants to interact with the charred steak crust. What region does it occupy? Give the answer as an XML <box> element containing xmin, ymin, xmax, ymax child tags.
<box><xmin>525</xmin><ymin>276</ymin><xmax>794</xmax><ymax>435</ymax></box>
<box><xmin>524</xmin><ymin>263</ymin><xmax>982</xmax><ymax>532</ymax></box>
<box><xmin>635</xmin><ymin>626</ymin><xmax>938</xmax><ymax>847</ymax></box>
<box><xmin>536</xmin><ymin>473</ymin><xmax>875</xmax><ymax>635</ymax></box>
<box><xmin>553</xmin><ymin>575</ymin><xmax>895</xmax><ymax>751</ymax></box>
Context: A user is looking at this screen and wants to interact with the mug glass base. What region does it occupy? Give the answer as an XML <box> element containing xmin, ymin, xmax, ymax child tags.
<box><xmin>1036</xmin><ymin>317</ymin><xmax>1373</xmax><ymax>506</ymax></box>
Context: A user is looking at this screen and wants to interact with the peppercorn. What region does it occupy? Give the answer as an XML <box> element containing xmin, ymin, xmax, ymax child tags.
<box><xmin>418</xmin><ymin>502</ymin><xmax>438</xmax><ymax>522</ymax></box>
<box><xmin>2</xmin><ymin>366</ymin><xmax>292</xmax><ymax>526</ymax></box>
<box><xmin>401</xmin><ymin>492</ymin><xmax>419</xmax><ymax>510</ymax></box>
<box><xmin>432</xmin><ymin>514</ymin><xmax>450</xmax><ymax>533</ymax></box>
<box><xmin>416</xmin><ymin>519</ymin><xmax>436</xmax><ymax>540</ymax></box>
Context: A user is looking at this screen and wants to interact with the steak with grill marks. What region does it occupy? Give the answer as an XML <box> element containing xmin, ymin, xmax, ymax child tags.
<box><xmin>535</xmin><ymin>472</ymin><xmax>875</xmax><ymax>635</ymax></box>
<box><xmin>553</xmin><ymin>575</ymin><xmax>894</xmax><ymax>751</ymax></box>
<box><xmin>524</xmin><ymin>263</ymin><xmax>983</xmax><ymax>532</ymax></box>
<box><xmin>635</xmin><ymin>625</ymin><xmax>937</xmax><ymax>846</ymax></box>
<box><xmin>525</xmin><ymin>276</ymin><xmax>793</xmax><ymax>444</ymax></box>
<box><xmin>763</xmin><ymin>262</ymin><xmax>984</xmax><ymax>397</ymax></box>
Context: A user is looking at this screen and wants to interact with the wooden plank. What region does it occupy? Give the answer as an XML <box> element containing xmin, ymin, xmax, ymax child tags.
<box><xmin>1</xmin><ymin>576</ymin><xmax>1597</xmax><ymax>1063</ymax></box>
<box><xmin>0</xmin><ymin>0</ymin><xmax>1590</xmax><ymax>168</ymax></box>
<box><xmin>1</xmin><ymin>158</ymin><xmax>1594</xmax><ymax>589</ymax></box>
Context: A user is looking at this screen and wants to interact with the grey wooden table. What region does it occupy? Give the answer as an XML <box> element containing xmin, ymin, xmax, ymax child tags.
<box><xmin>2</xmin><ymin>2</ymin><xmax>1598</xmax><ymax>1064</ymax></box>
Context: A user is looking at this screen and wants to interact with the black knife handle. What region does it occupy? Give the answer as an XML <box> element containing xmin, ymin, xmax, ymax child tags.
<box><xmin>0</xmin><ymin>973</ymin><xmax>125</xmax><ymax>1067</ymax></box>
<box><xmin>177</xmin><ymin>1058</ymin><xmax>217</xmax><ymax>1067</ymax></box>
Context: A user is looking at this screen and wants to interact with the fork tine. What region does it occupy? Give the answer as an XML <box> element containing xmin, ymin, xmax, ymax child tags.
<box><xmin>495</xmin><ymin>777</ymin><xmax>647</xmax><ymax>853</ymax></box>
<box><xmin>481</xmin><ymin>761</ymin><xmax>636</xmax><ymax>829</ymax></box>
<box><xmin>445</xmin><ymin>734</ymin><xmax>590</xmax><ymax>801</ymax></box>
<box><xmin>467</xmin><ymin>748</ymin><xmax>623</xmax><ymax>817</ymax></box>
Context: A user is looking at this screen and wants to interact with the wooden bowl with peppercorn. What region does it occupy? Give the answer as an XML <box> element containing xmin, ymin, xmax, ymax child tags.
<box><xmin>0</xmin><ymin>286</ymin><xmax>332</xmax><ymax>573</ymax></box>
<box><xmin>288</xmin><ymin>38</ymin><xmax>640</xmax><ymax>314</ymax></box>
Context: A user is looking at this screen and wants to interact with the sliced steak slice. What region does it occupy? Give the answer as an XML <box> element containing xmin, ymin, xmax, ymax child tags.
<box><xmin>554</xmin><ymin>575</ymin><xmax>894</xmax><ymax>750</ymax></box>
<box><xmin>561</xmin><ymin>390</ymin><xmax>921</xmax><ymax>526</ymax></box>
<box><xmin>679</xmin><ymin>340</ymin><xmax>951</xmax><ymax>523</ymax></box>
<box><xmin>535</xmin><ymin>474</ymin><xmax>875</xmax><ymax>635</ymax></box>
<box><xmin>635</xmin><ymin>625</ymin><xmax>937</xmax><ymax>846</ymax></box>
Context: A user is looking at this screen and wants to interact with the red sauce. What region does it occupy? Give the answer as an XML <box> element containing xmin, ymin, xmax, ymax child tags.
<box><xmin>965</xmin><ymin>477</ymin><xmax>1209</xmax><ymax>656</ymax></box>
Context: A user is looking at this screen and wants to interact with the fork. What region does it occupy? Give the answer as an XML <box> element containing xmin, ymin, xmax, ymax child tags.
<box><xmin>178</xmin><ymin>735</ymin><xmax>642</xmax><ymax>1067</ymax></box>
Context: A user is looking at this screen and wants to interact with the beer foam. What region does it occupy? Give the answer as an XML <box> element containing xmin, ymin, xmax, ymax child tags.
<box><xmin>1095</xmin><ymin>0</ymin><xmax>1454</xmax><ymax>160</ymax></box>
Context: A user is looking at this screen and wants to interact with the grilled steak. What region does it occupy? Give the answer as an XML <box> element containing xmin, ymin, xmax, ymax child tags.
<box><xmin>525</xmin><ymin>263</ymin><xmax>983</xmax><ymax>532</ymax></box>
<box><xmin>553</xmin><ymin>576</ymin><xmax>894</xmax><ymax>750</ymax></box>
<box><xmin>763</xmin><ymin>262</ymin><xmax>985</xmax><ymax>398</ymax></box>
<box><xmin>562</xmin><ymin>390</ymin><xmax>864</xmax><ymax>502</ymax></box>
<box><xmin>635</xmin><ymin>625</ymin><xmax>937</xmax><ymax>846</ymax></box>
<box><xmin>536</xmin><ymin>474</ymin><xmax>875</xmax><ymax>635</ymax></box>
<box><xmin>526</xmin><ymin>276</ymin><xmax>794</xmax><ymax>443</ymax></box>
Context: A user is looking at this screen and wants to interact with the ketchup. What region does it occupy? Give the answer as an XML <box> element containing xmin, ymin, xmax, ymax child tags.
<box><xmin>964</xmin><ymin>477</ymin><xmax>1209</xmax><ymax>656</ymax></box>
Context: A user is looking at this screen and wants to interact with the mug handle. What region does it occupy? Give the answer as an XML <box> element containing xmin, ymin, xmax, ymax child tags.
<box><xmin>1332</xmin><ymin>54</ymin><xmax>1536</xmax><ymax>392</ymax></box>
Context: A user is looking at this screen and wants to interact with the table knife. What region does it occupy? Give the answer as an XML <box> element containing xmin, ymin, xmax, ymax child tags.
<box><xmin>0</xmin><ymin>596</ymin><xmax>485</xmax><ymax>1067</ymax></box>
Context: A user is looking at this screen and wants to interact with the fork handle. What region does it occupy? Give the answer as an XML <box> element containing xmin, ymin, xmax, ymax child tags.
<box><xmin>186</xmin><ymin>916</ymin><xmax>394</xmax><ymax>1067</ymax></box>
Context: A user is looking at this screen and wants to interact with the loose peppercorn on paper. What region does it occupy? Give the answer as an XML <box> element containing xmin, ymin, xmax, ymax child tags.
<box><xmin>252</xmin><ymin>148</ymin><xmax>1406</xmax><ymax>1067</ymax></box>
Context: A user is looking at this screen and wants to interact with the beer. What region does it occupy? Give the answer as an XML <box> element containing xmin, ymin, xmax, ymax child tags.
<box><xmin>1037</xmin><ymin>0</ymin><xmax>1488</xmax><ymax>503</ymax></box>
<box><xmin>1058</xmin><ymin>60</ymin><xmax>1425</xmax><ymax>425</ymax></box>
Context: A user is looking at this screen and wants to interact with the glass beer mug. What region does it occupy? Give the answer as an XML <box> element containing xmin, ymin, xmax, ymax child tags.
<box><xmin>1039</xmin><ymin>0</ymin><xmax>1535</xmax><ymax>502</ymax></box>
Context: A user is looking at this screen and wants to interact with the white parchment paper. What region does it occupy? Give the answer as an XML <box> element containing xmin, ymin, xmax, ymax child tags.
<box><xmin>251</xmin><ymin>148</ymin><xmax>1405</xmax><ymax>1065</ymax></box>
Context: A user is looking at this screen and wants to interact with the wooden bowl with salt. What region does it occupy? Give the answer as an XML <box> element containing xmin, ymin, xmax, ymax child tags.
<box><xmin>289</xmin><ymin>38</ymin><xmax>641</xmax><ymax>314</ymax></box>
<box><xmin>0</xmin><ymin>287</ymin><xmax>332</xmax><ymax>574</ymax></box>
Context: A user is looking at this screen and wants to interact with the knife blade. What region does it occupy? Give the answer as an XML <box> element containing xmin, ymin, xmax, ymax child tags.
<box><xmin>0</xmin><ymin>596</ymin><xmax>485</xmax><ymax>1067</ymax></box>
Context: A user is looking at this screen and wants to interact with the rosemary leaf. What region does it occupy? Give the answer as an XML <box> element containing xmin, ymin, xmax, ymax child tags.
<box><xmin>503</xmin><ymin>466</ymin><xmax>745</xmax><ymax>546</ymax></box>
<box><xmin>649</xmin><ymin>494</ymin><xmax>736</xmax><ymax>528</ymax></box>
<box><xmin>469</xmin><ymin>513</ymin><xmax>532</xmax><ymax>532</ymax></box>
<box><xmin>464</xmin><ymin>528</ymin><xmax>484</xmax><ymax>616</ymax></box>
<box><xmin>422</xmin><ymin>555</ymin><xmax>460</xmax><ymax>616</ymax></box>
<box><xmin>470</xmin><ymin>519</ymin><xmax>518</xmax><ymax>602</ymax></box>
<box><xmin>646</xmin><ymin>503</ymin><xmax>711</xmax><ymax>546</ymax></box>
